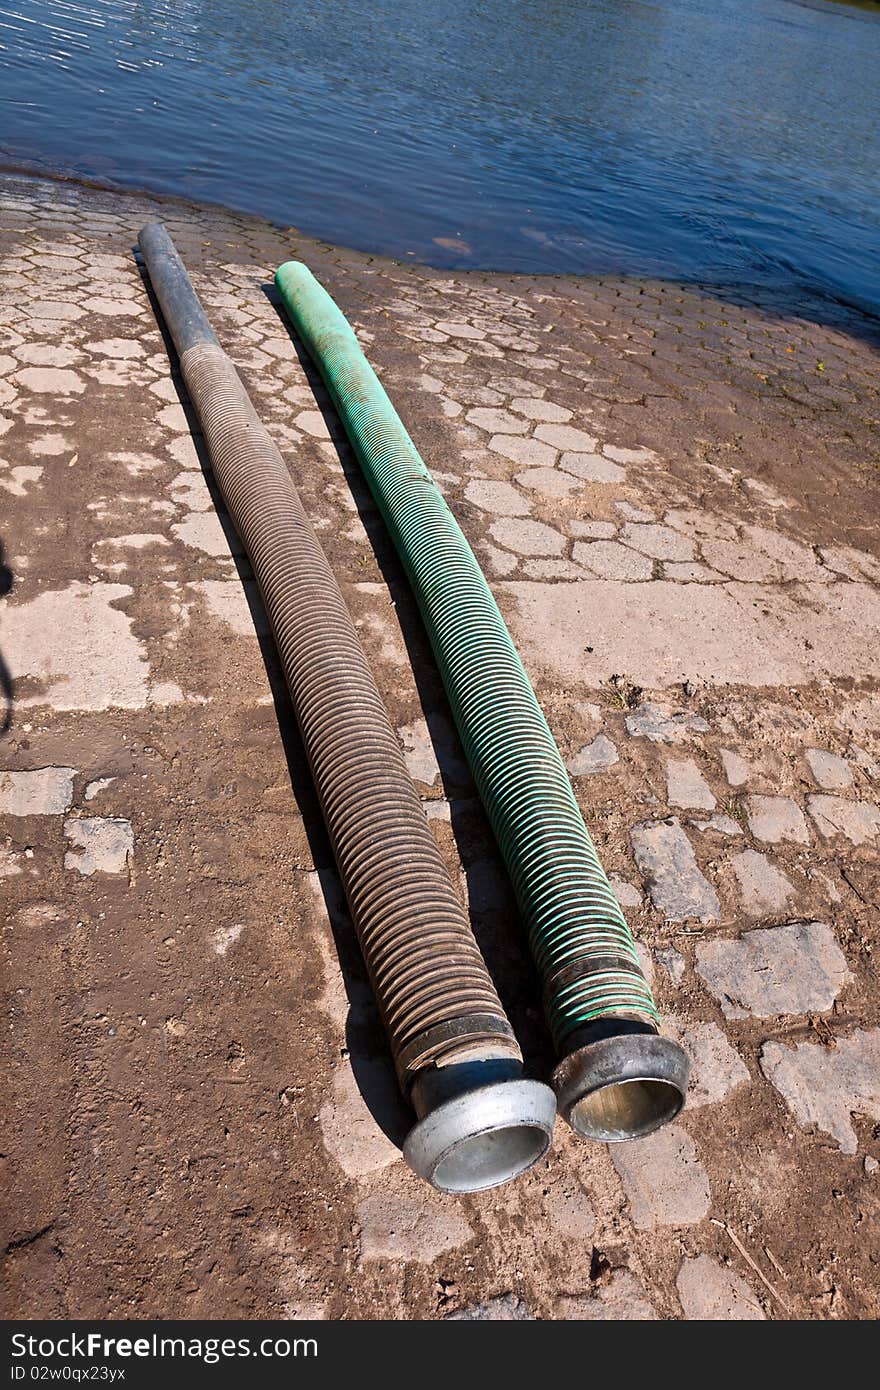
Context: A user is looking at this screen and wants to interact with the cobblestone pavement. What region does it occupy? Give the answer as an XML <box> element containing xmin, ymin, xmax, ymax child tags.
<box><xmin>1</xmin><ymin>173</ymin><xmax>879</xmax><ymax>1320</ymax></box>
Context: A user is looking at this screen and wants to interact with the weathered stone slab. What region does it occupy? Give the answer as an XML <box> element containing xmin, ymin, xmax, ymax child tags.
<box><xmin>666</xmin><ymin>1020</ymin><xmax>750</xmax><ymax>1107</ymax></box>
<box><xmin>731</xmin><ymin>849</ymin><xmax>794</xmax><ymax>918</ymax></box>
<box><xmin>746</xmin><ymin>795</ymin><xmax>809</xmax><ymax>845</ymax></box>
<box><xmin>666</xmin><ymin>758</ymin><xmax>716</xmax><ymax>811</ymax></box>
<box><xmin>805</xmin><ymin>748</ymin><xmax>852</xmax><ymax>791</ymax></box>
<box><xmin>0</xmin><ymin>767</ymin><xmax>75</xmax><ymax>816</ymax></box>
<box><xmin>567</xmin><ymin>732</ymin><xmax>619</xmax><ymax>775</ymax></box>
<box><xmin>696</xmin><ymin>922</ymin><xmax>849</xmax><ymax>1019</ymax></box>
<box><xmin>761</xmin><ymin>1028</ymin><xmax>880</xmax><ymax>1155</ymax></box>
<box><xmin>720</xmin><ymin>748</ymin><xmax>750</xmax><ymax>786</ymax></box>
<box><xmin>489</xmin><ymin>518</ymin><xmax>566</xmax><ymax>557</ymax></box>
<box><xmin>357</xmin><ymin>1179</ymin><xmax>473</xmax><ymax>1263</ymax></box>
<box><xmin>626</xmin><ymin>702</ymin><xmax>710</xmax><ymax>743</ymax></box>
<box><xmin>464</xmin><ymin>478</ymin><xmax>530</xmax><ymax>515</ymax></box>
<box><xmin>557</xmin><ymin>1270</ymin><xmax>657</xmax><ymax>1320</ymax></box>
<box><xmin>499</xmin><ymin>580</ymin><xmax>880</xmax><ymax>688</ymax></box>
<box><xmin>3</xmin><ymin>582</ymin><xmax>151</xmax><ymax>710</ymax></box>
<box><xmin>63</xmin><ymin>816</ymin><xmax>133</xmax><ymax>875</ymax></box>
<box><xmin>630</xmin><ymin>819</ymin><xmax>720</xmax><ymax>921</ymax></box>
<box><xmin>807</xmin><ymin>796</ymin><xmax>880</xmax><ymax>847</ymax></box>
<box><xmin>676</xmin><ymin>1255</ymin><xmax>764</xmax><ymax>1320</ymax></box>
<box><xmin>319</xmin><ymin>1062</ymin><xmax>403</xmax><ymax>1179</ymax></box>
<box><xmin>611</xmin><ymin>1124</ymin><xmax>710</xmax><ymax>1229</ymax></box>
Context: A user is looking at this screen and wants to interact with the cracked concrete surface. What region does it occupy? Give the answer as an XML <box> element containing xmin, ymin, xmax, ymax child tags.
<box><xmin>1</xmin><ymin>174</ymin><xmax>879</xmax><ymax>1321</ymax></box>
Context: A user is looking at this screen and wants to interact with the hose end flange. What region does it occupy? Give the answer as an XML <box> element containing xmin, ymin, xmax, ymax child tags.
<box><xmin>404</xmin><ymin>1063</ymin><xmax>555</xmax><ymax>1193</ymax></box>
<box><xmin>552</xmin><ymin>1026</ymin><xmax>690</xmax><ymax>1142</ymax></box>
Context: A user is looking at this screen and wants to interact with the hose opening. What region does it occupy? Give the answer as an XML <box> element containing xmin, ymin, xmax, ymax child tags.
<box><xmin>404</xmin><ymin>1075</ymin><xmax>556</xmax><ymax>1192</ymax></box>
<box><xmin>552</xmin><ymin>1030</ymin><xmax>689</xmax><ymax>1142</ymax></box>
<box><xmin>432</xmin><ymin>1123</ymin><xmax>552</xmax><ymax>1194</ymax></box>
<box><xmin>567</xmin><ymin>1077</ymin><xmax>684</xmax><ymax>1143</ymax></box>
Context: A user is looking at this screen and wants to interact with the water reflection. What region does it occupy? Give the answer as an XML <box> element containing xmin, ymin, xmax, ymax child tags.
<box><xmin>0</xmin><ymin>0</ymin><xmax>877</xmax><ymax>309</ymax></box>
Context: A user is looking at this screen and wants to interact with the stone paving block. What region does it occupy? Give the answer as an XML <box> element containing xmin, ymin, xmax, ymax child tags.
<box><xmin>557</xmin><ymin>1270</ymin><xmax>657</xmax><ymax>1320</ymax></box>
<box><xmin>14</xmin><ymin>366</ymin><xmax>85</xmax><ymax>394</ymax></box>
<box><xmin>666</xmin><ymin>758</ymin><xmax>716</xmax><ymax>811</ymax></box>
<box><xmin>534</xmin><ymin>422</ymin><xmax>598</xmax><ymax>452</ymax></box>
<box><xmin>3</xmin><ymin>582</ymin><xmax>150</xmax><ymax>711</ymax></box>
<box><xmin>481</xmin><ymin>543</ymin><xmax>518</xmax><ymax>575</ymax></box>
<box><xmin>696</xmin><ymin>921</ymin><xmax>850</xmax><ymax>1020</ymax></box>
<box><xmin>625</xmin><ymin>703</ymin><xmax>710</xmax><ymax>743</ymax></box>
<box><xmin>447</xmin><ymin>1295</ymin><xmax>533</xmax><ymax>1320</ymax></box>
<box><xmin>63</xmin><ymin>816</ymin><xmax>133</xmax><ymax>876</ymax></box>
<box><xmin>558</xmin><ymin>451</ymin><xmax>626</xmax><ymax>482</ymax></box>
<box><xmin>746</xmin><ymin>795</ymin><xmax>810</xmax><ymax>845</ymax></box>
<box><xmin>463</xmin><ymin>477</ymin><xmax>531</xmax><ymax>515</ymax></box>
<box><xmin>656</xmin><ymin>946</ymin><xmax>686</xmax><ymax>983</ymax></box>
<box><xmin>156</xmin><ymin>403</ymin><xmax>190</xmax><ymax>432</ymax></box>
<box><xmin>2</xmin><ymin>461</ymin><xmax>43</xmax><ymax>498</ymax></box>
<box><xmin>603</xmin><ymin>445</ymin><xmax>657</xmax><ymax>465</ymax></box>
<box><xmin>435</xmin><ymin>320</ymin><xmax>484</xmax><ymax>340</ymax></box>
<box><xmin>849</xmin><ymin>744</ymin><xmax>880</xmax><ymax>780</ymax></box>
<box><xmin>567</xmin><ymin>732</ymin><xmax>619</xmax><ymax>775</ymax></box>
<box><xmin>488</xmin><ymin>434</ymin><xmax>556</xmax><ymax>467</ymax></box>
<box><xmin>805</xmin><ymin>748</ymin><xmax>853</xmax><ymax>791</ymax></box>
<box><xmin>621</xmin><ymin>522</ymin><xmax>695</xmax><ymax>562</ymax></box>
<box><xmin>466</xmin><ymin>406</ymin><xmax>528</xmax><ymax>434</ymax></box>
<box><xmin>514</xmin><ymin>465</ymin><xmax>583</xmax><ymax>496</ymax></box>
<box><xmin>171</xmin><ymin>510</ymin><xmax>237</xmax><ymax>558</ymax></box>
<box><xmin>357</xmin><ymin>1179</ymin><xmax>474</xmax><ymax>1263</ymax></box>
<box><xmin>691</xmin><ymin>812</ymin><xmax>741</xmax><ymax>835</ymax></box>
<box><xmin>761</xmin><ymin>1028</ymin><xmax>880</xmax><ymax>1155</ymax></box>
<box><xmin>573</xmin><ymin>539</ymin><xmax>653</xmax><ymax>580</ymax></box>
<box><xmin>676</xmin><ymin>1255</ymin><xmax>764</xmax><ymax>1320</ymax></box>
<box><xmin>807</xmin><ymin>795</ymin><xmax>880</xmax><ymax>846</ymax></box>
<box><xmin>743</xmin><ymin>525</ymin><xmax>824</xmax><ymax>583</ymax></box>
<box><xmin>720</xmin><ymin>748</ymin><xmax>750</xmax><ymax>786</ymax></box>
<box><xmin>489</xmin><ymin>518</ymin><xmax>566</xmax><ymax>556</ymax></box>
<box><xmin>489</xmin><ymin>375</ymin><xmax>543</xmax><ymax>397</ymax></box>
<box><xmin>819</xmin><ymin>545</ymin><xmax>880</xmax><ymax>585</ymax></box>
<box><xmin>522</xmin><ymin>558</ymin><xmax>583</xmax><ymax>579</ymax></box>
<box><xmin>664</xmin><ymin>561</ymin><xmax>723</xmax><ymax>583</ymax></box>
<box><xmin>731</xmin><ymin>848</ymin><xmax>794</xmax><ymax>917</ymax></box>
<box><xmin>0</xmin><ymin>766</ymin><xmax>76</xmax><ymax>816</ymax></box>
<box><xmin>318</xmin><ymin>1062</ymin><xmax>404</xmax><ymax>1179</ymax></box>
<box><xmin>667</xmin><ymin>1020</ymin><xmax>750</xmax><ymax>1107</ymax></box>
<box><xmin>615</xmin><ymin>501</ymin><xmax>655</xmax><ymax>522</ymax></box>
<box><xmin>569</xmin><ymin>519</ymin><xmax>616</xmax><ymax>539</ymax></box>
<box><xmin>700</xmin><ymin>538</ymin><xmax>778</xmax><ymax>582</ymax></box>
<box><xmin>29</xmin><ymin>300</ymin><xmax>85</xmax><ymax>322</ymax></box>
<box><xmin>611</xmin><ymin>1124</ymin><xmax>711</xmax><ymax>1228</ymax></box>
<box><xmin>630</xmin><ymin>819</ymin><xmax>720</xmax><ymax>921</ymax></box>
<box><xmin>510</xmin><ymin>397</ymin><xmax>571</xmax><ymax>422</ymax></box>
<box><xmin>541</xmin><ymin>1177</ymin><xmax>596</xmax><ymax>1240</ymax></box>
<box><xmin>609</xmin><ymin>875</ymin><xmax>642</xmax><ymax>908</ymax></box>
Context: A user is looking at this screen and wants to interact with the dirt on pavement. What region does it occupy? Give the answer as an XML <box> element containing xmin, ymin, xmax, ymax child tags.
<box><xmin>1</xmin><ymin>172</ymin><xmax>879</xmax><ymax>1321</ymax></box>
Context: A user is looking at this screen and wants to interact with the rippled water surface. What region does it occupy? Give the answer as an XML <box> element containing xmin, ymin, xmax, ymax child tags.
<box><xmin>1</xmin><ymin>0</ymin><xmax>878</xmax><ymax>308</ymax></box>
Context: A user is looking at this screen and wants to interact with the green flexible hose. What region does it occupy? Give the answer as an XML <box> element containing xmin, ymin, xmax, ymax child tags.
<box><xmin>276</xmin><ymin>262</ymin><xmax>682</xmax><ymax>1133</ymax></box>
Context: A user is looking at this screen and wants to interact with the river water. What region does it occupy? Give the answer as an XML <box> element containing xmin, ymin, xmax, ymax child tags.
<box><xmin>1</xmin><ymin>0</ymin><xmax>878</xmax><ymax>310</ymax></box>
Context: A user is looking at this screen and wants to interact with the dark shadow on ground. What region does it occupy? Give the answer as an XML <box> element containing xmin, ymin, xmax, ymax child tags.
<box><xmin>133</xmin><ymin>249</ymin><xmax>418</xmax><ymax>1150</ymax></box>
<box><xmin>0</xmin><ymin>542</ymin><xmax>14</xmax><ymax>736</ymax></box>
<box><xmin>262</xmin><ymin>279</ymin><xmax>554</xmax><ymax>1080</ymax></box>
